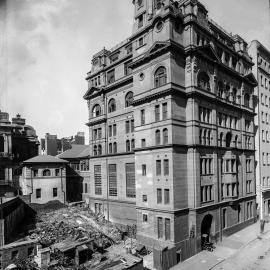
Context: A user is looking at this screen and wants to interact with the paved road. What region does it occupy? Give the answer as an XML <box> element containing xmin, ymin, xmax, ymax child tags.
<box><xmin>213</xmin><ymin>232</ymin><xmax>270</xmax><ymax>270</ymax></box>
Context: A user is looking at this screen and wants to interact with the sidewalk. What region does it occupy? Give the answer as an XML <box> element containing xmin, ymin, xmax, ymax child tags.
<box><xmin>170</xmin><ymin>220</ymin><xmax>270</xmax><ymax>270</ymax></box>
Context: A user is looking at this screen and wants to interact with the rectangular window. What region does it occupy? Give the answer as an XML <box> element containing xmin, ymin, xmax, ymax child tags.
<box><xmin>28</xmin><ymin>247</ymin><xmax>34</xmax><ymax>256</ymax></box>
<box><xmin>53</xmin><ymin>188</ymin><xmax>57</xmax><ymax>197</ymax></box>
<box><xmin>107</xmin><ymin>69</ymin><xmax>115</xmax><ymax>84</ymax></box>
<box><xmin>142</xmin><ymin>164</ymin><xmax>146</xmax><ymax>176</ymax></box>
<box><xmin>156</xmin><ymin>160</ymin><xmax>161</xmax><ymax>176</ymax></box>
<box><xmin>36</xmin><ymin>188</ymin><xmax>41</xmax><ymax>199</ymax></box>
<box><xmin>165</xmin><ymin>218</ymin><xmax>171</xmax><ymax>240</ymax></box>
<box><xmin>109</xmin><ymin>164</ymin><xmax>117</xmax><ymax>196</ymax></box>
<box><xmin>164</xmin><ymin>159</ymin><xmax>169</xmax><ymax>176</ymax></box>
<box><xmin>157</xmin><ymin>217</ymin><xmax>163</xmax><ymax>238</ymax></box>
<box><xmin>138</xmin><ymin>14</ymin><xmax>143</xmax><ymax>28</ymax></box>
<box><xmin>141</xmin><ymin>109</ymin><xmax>145</xmax><ymax>125</ymax></box>
<box><xmin>94</xmin><ymin>165</ymin><xmax>102</xmax><ymax>195</ymax></box>
<box><xmin>164</xmin><ymin>189</ymin><xmax>170</xmax><ymax>204</ymax></box>
<box><xmin>162</xmin><ymin>103</ymin><xmax>168</xmax><ymax>120</ymax></box>
<box><xmin>142</xmin><ymin>195</ymin><xmax>147</xmax><ymax>202</ymax></box>
<box><xmin>113</xmin><ymin>124</ymin><xmax>117</xmax><ymax>136</ymax></box>
<box><xmin>11</xmin><ymin>250</ymin><xmax>19</xmax><ymax>260</ymax></box>
<box><xmin>138</xmin><ymin>37</ymin><xmax>144</xmax><ymax>47</ymax></box>
<box><xmin>157</xmin><ymin>188</ymin><xmax>162</xmax><ymax>204</ymax></box>
<box><xmin>126</xmin><ymin>163</ymin><xmax>136</xmax><ymax>198</ymax></box>
<box><xmin>109</xmin><ymin>126</ymin><xmax>112</xmax><ymax>137</ymax></box>
<box><xmin>155</xmin><ymin>105</ymin><xmax>160</xmax><ymax>122</ymax></box>
<box><xmin>131</xmin><ymin>119</ymin><xmax>135</xmax><ymax>132</ymax></box>
<box><xmin>141</xmin><ymin>139</ymin><xmax>146</xmax><ymax>147</ymax></box>
<box><xmin>85</xmin><ymin>183</ymin><xmax>88</xmax><ymax>193</ymax></box>
<box><xmin>124</xmin><ymin>60</ymin><xmax>132</xmax><ymax>76</ymax></box>
<box><xmin>93</xmin><ymin>129</ymin><xmax>98</xmax><ymax>140</ymax></box>
<box><xmin>143</xmin><ymin>214</ymin><xmax>148</xmax><ymax>222</ymax></box>
<box><xmin>126</xmin><ymin>121</ymin><xmax>130</xmax><ymax>133</ymax></box>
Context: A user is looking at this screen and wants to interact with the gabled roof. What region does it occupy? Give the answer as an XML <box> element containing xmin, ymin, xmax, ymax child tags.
<box><xmin>58</xmin><ymin>145</ymin><xmax>89</xmax><ymax>160</ymax></box>
<box><xmin>23</xmin><ymin>155</ymin><xmax>68</xmax><ymax>164</ymax></box>
<box><xmin>195</xmin><ymin>43</ymin><xmax>221</xmax><ymax>63</ymax></box>
<box><xmin>83</xmin><ymin>86</ymin><xmax>102</xmax><ymax>100</ymax></box>
<box><xmin>244</xmin><ymin>72</ymin><xmax>258</xmax><ymax>86</ymax></box>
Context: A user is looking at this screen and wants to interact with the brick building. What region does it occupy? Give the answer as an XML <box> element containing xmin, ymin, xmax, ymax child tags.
<box><xmin>40</xmin><ymin>132</ymin><xmax>86</xmax><ymax>156</ymax></box>
<box><xmin>83</xmin><ymin>0</ymin><xmax>257</xmax><ymax>260</ymax></box>
<box><xmin>58</xmin><ymin>145</ymin><xmax>90</xmax><ymax>202</ymax></box>
<box><xmin>249</xmin><ymin>40</ymin><xmax>270</xmax><ymax>219</ymax></box>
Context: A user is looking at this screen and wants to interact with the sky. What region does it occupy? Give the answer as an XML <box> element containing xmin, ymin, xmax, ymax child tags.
<box><xmin>0</xmin><ymin>0</ymin><xmax>269</xmax><ymax>142</ymax></box>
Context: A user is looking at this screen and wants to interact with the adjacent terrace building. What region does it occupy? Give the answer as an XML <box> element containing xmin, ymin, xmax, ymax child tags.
<box><xmin>249</xmin><ymin>40</ymin><xmax>270</xmax><ymax>219</ymax></box>
<box><xmin>83</xmin><ymin>0</ymin><xmax>257</xmax><ymax>260</ymax></box>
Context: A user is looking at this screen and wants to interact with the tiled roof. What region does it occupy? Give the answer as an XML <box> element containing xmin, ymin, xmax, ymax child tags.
<box><xmin>23</xmin><ymin>155</ymin><xmax>68</xmax><ymax>164</ymax></box>
<box><xmin>58</xmin><ymin>145</ymin><xmax>89</xmax><ymax>159</ymax></box>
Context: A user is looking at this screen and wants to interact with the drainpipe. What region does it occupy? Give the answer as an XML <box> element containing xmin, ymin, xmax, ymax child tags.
<box><xmin>105</xmin><ymin>95</ymin><xmax>110</xmax><ymax>221</ymax></box>
<box><xmin>61</xmin><ymin>166</ymin><xmax>66</xmax><ymax>205</ymax></box>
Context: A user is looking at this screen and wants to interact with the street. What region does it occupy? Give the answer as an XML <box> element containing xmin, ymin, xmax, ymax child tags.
<box><xmin>213</xmin><ymin>231</ymin><xmax>270</xmax><ymax>270</ymax></box>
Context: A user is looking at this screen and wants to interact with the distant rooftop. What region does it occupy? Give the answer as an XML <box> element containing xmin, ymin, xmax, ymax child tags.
<box><xmin>23</xmin><ymin>155</ymin><xmax>68</xmax><ymax>164</ymax></box>
<box><xmin>58</xmin><ymin>145</ymin><xmax>89</xmax><ymax>160</ymax></box>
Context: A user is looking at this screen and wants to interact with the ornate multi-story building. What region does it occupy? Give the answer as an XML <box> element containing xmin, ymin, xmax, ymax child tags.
<box><xmin>83</xmin><ymin>0</ymin><xmax>257</xmax><ymax>261</ymax></box>
<box><xmin>0</xmin><ymin>110</ymin><xmax>39</xmax><ymax>188</ymax></box>
<box><xmin>249</xmin><ymin>40</ymin><xmax>270</xmax><ymax>219</ymax></box>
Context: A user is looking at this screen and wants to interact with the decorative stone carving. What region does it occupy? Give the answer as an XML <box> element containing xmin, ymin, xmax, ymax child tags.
<box><xmin>186</xmin><ymin>56</ymin><xmax>192</xmax><ymax>73</ymax></box>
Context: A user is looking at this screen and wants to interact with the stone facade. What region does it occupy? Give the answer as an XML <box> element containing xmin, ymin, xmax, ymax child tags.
<box><xmin>83</xmin><ymin>0</ymin><xmax>257</xmax><ymax>261</ymax></box>
<box><xmin>20</xmin><ymin>156</ymin><xmax>68</xmax><ymax>204</ymax></box>
<box><xmin>249</xmin><ymin>40</ymin><xmax>270</xmax><ymax>219</ymax></box>
<box><xmin>0</xmin><ymin>111</ymin><xmax>39</xmax><ymax>187</ymax></box>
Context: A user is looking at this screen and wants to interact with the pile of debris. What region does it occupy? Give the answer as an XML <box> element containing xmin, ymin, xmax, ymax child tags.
<box><xmin>27</xmin><ymin>205</ymin><xmax>122</xmax><ymax>250</ymax></box>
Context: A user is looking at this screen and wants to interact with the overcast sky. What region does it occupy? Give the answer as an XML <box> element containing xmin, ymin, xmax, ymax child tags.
<box><xmin>0</xmin><ymin>0</ymin><xmax>269</xmax><ymax>142</ymax></box>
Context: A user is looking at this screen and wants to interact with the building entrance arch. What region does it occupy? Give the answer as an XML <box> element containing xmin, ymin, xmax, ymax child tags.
<box><xmin>201</xmin><ymin>214</ymin><xmax>213</xmax><ymax>245</ymax></box>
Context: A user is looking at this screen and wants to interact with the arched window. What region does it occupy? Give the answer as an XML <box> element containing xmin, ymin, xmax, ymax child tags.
<box><xmin>207</xmin><ymin>130</ymin><xmax>211</xmax><ymax>145</ymax></box>
<box><xmin>93</xmin><ymin>145</ymin><xmax>97</xmax><ymax>156</ymax></box>
<box><xmin>219</xmin><ymin>132</ymin><xmax>223</xmax><ymax>147</ymax></box>
<box><xmin>131</xmin><ymin>139</ymin><xmax>135</xmax><ymax>151</ymax></box>
<box><xmin>226</xmin><ymin>132</ymin><xmax>232</xmax><ymax>148</ymax></box>
<box><xmin>98</xmin><ymin>145</ymin><xmax>102</xmax><ymax>155</ymax></box>
<box><xmin>232</xmin><ymin>88</ymin><xmax>237</xmax><ymax>103</ymax></box>
<box><xmin>126</xmin><ymin>140</ymin><xmax>131</xmax><ymax>152</ymax></box>
<box><xmin>125</xmin><ymin>92</ymin><xmax>134</xmax><ymax>107</ymax></box>
<box><xmin>199</xmin><ymin>129</ymin><xmax>203</xmax><ymax>144</ymax></box>
<box><xmin>244</xmin><ymin>94</ymin><xmax>250</xmax><ymax>107</ymax></box>
<box><xmin>204</xmin><ymin>129</ymin><xmax>207</xmax><ymax>145</ymax></box>
<box><xmin>218</xmin><ymin>81</ymin><xmax>224</xmax><ymax>98</ymax></box>
<box><xmin>108</xmin><ymin>98</ymin><xmax>116</xmax><ymax>113</ymax></box>
<box><xmin>225</xmin><ymin>85</ymin><xmax>230</xmax><ymax>100</ymax></box>
<box><xmin>0</xmin><ymin>136</ymin><xmax>4</xmax><ymax>152</ymax></box>
<box><xmin>43</xmin><ymin>169</ymin><xmax>51</xmax><ymax>177</ymax></box>
<box><xmin>235</xmin><ymin>135</ymin><xmax>238</xmax><ymax>148</ymax></box>
<box><xmin>109</xmin><ymin>143</ymin><xmax>112</xmax><ymax>154</ymax></box>
<box><xmin>197</xmin><ymin>72</ymin><xmax>210</xmax><ymax>91</ymax></box>
<box><xmin>92</xmin><ymin>104</ymin><xmax>101</xmax><ymax>117</ymax></box>
<box><xmin>113</xmin><ymin>142</ymin><xmax>117</xmax><ymax>153</ymax></box>
<box><xmin>163</xmin><ymin>128</ymin><xmax>168</xmax><ymax>144</ymax></box>
<box><xmin>55</xmin><ymin>169</ymin><xmax>60</xmax><ymax>176</ymax></box>
<box><xmin>154</xmin><ymin>67</ymin><xmax>167</xmax><ymax>88</ymax></box>
<box><xmin>155</xmin><ymin>130</ymin><xmax>161</xmax><ymax>145</ymax></box>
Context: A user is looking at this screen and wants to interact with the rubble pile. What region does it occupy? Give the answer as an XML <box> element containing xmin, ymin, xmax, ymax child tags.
<box><xmin>28</xmin><ymin>205</ymin><xmax>122</xmax><ymax>249</ymax></box>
